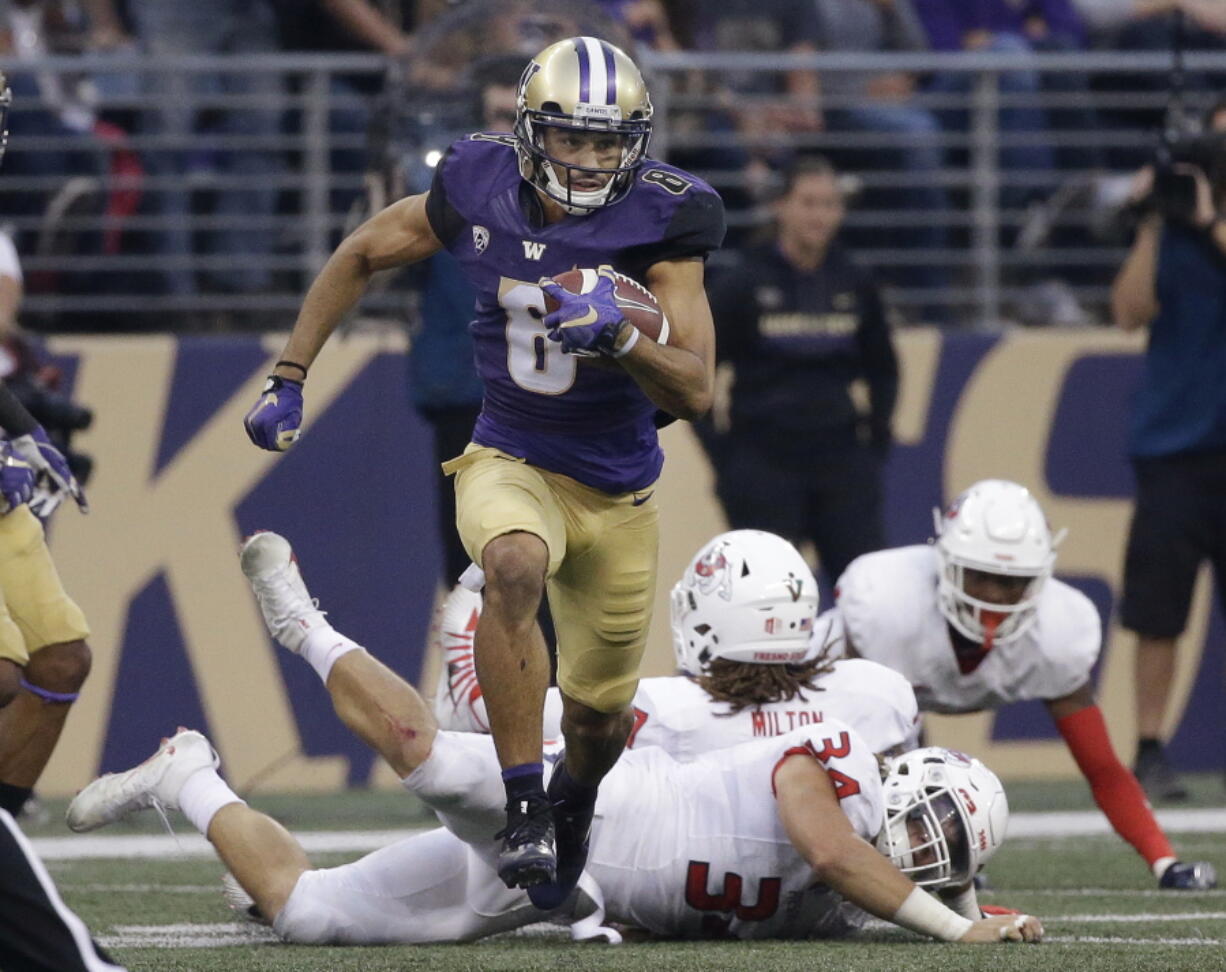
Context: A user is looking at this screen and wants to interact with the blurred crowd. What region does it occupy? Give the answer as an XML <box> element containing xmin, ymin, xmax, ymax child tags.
<box><xmin>2</xmin><ymin>0</ymin><xmax>1226</xmax><ymax>330</ymax></box>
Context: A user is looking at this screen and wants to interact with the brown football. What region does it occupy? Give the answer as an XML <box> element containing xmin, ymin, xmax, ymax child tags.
<box><xmin>543</xmin><ymin>268</ymin><xmax>670</xmax><ymax>346</ymax></box>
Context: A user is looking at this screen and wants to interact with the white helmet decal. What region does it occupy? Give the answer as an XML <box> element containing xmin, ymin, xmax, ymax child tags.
<box><xmin>671</xmin><ymin>530</ymin><xmax>817</xmax><ymax>674</ymax></box>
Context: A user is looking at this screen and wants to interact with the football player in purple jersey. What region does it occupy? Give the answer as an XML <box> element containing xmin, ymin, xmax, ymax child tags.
<box><xmin>244</xmin><ymin>37</ymin><xmax>725</xmax><ymax>908</ymax></box>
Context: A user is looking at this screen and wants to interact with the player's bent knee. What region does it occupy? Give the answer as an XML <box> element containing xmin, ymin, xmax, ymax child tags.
<box><xmin>271</xmin><ymin>873</ymin><xmax>339</xmax><ymax>945</ymax></box>
<box><xmin>27</xmin><ymin>640</ymin><xmax>91</xmax><ymax>692</ymax></box>
<box><xmin>481</xmin><ymin>534</ymin><xmax>548</xmax><ymax>608</ymax></box>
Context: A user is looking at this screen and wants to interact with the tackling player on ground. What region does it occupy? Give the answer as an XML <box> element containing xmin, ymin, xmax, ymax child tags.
<box><xmin>65</xmin><ymin>530</ymin><xmax>1042</xmax><ymax>947</ymax></box>
<box><xmin>821</xmin><ymin>478</ymin><xmax>1217</xmax><ymax>891</ymax></box>
<box><xmin>243</xmin><ymin>37</ymin><xmax>724</xmax><ymax>908</ymax></box>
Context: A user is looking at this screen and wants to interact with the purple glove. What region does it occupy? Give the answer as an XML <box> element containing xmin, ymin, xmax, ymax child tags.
<box><xmin>244</xmin><ymin>376</ymin><xmax>303</xmax><ymax>452</ymax></box>
<box><xmin>0</xmin><ymin>443</ymin><xmax>35</xmax><ymax>513</ymax></box>
<box><xmin>9</xmin><ymin>425</ymin><xmax>88</xmax><ymax>515</ymax></box>
<box><xmin>540</xmin><ymin>270</ymin><xmax>628</xmax><ymax>357</ymax></box>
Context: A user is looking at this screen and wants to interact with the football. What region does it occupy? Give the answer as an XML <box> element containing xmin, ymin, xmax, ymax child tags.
<box><xmin>543</xmin><ymin>268</ymin><xmax>670</xmax><ymax>347</ymax></box>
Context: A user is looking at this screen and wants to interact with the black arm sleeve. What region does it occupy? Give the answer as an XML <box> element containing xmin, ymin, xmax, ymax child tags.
<box><xmin>424</xmin><ymin>148</ymin><xmax>465</xmax><ymax>248</ymax></box>
<box><xmin>0</xmin><ymin>383</ymin><xmax>38</xmax><ymax>437</ymax></box>
<box><xmin>854</xmin><ymin>280</ymin><xmax>898</xmax><ymax>449</ymax></box>
<box><xmin>625</xmin><ymin>190</ymin><xmax>726</xmax><ymax>276</ymax></box>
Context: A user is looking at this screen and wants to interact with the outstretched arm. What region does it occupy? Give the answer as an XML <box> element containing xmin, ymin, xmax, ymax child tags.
<box><xmin>1048</xmin><ymin>684</ymin><xmax>1179</xmax><ymax>876</ymax></box>
<box><xmin>774</xmin><ymin>755</ymin><xmax>1042</xmax><ymax>943</ymax></box>
<box><xmin>274</xmin><ymin>193</ymin><xmax>444</xmax><ymax>380</ymax></box>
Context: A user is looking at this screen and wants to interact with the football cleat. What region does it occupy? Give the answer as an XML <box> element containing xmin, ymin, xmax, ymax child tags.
<box><xmin>240</xmin><ymin>531</ymin><xmax>327</xmax><ymax>654</ymax></box>
<box><xmin>527</xmin><ymin>766</ymin><xmax>594</xmax><ymax>911</ymax></box>
<box><xmin>431</xmin><ymin>584</ymin><xmax>486</xmax><ymax>732</ymax></box>
<box><xmin>66</xmin><ymin>728</ymin><xmax>218</xmax><ymax>833</ymax></box>
<box><xmin>1160</xmin><ymin>860</ymin><xmax>1218</xmax><ymax>890</ymax></box>
<box><xmin>495</xmin><ymin>796</ymin><xmax>557</xmax><ymax>891</ymax></box>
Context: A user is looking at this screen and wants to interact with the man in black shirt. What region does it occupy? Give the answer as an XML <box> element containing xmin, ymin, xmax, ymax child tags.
<box><xmin>709</xmin><ymin>156</ymin><xmax>898</xmax><ymax>586</ymax></box>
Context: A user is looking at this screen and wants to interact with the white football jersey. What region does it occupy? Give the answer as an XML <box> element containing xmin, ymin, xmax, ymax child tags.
<box><xmin>590</xmin><ymin>717</ymin><xmax>883</xmax><ymax>939</ymax></box>
<box><xmin>627</xmin><ymin>664</ymin><xmax>917</xmax><ymax>761</ymax></box>
<box><xmin>821</xmin><ymin>545</ymin><xmax>1101</xmax><ymax>714</ymax></box>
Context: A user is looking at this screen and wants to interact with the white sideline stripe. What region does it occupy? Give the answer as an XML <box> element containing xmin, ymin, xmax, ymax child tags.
<box><xmin>32</xmin><ymin>827</ymin><xmax>423</xmax><ymax>860</ymax></box>
<box><xmin>34</xmin><ymin>807</ymin><xmax>1226</xmax><ymax>860</ymax></box>
<box><xmin>98</xmin><ymin>922</ymin><xmax>279</xmax><ymax>950</ymax></box>
<box><xmin>1008</xmin><ymin>807</ymin><xmax>1226</xmax><ymax>838</ymax></box>
<box><xmin>1006</xmin><ymin>888</ymin><xmax>1226</xmax><ymax>898</ymax></box>
<box><xmin>64</xmin><ymin>884</ymin><xmax>217</xmax><ymax>894</ymax></box>
<box><xmin>1050</xmin><ymin>912</ymin><xmax>1226</xmax><ymax>922</ymax></box>
<box><xmin>1048</xmin><ymin>936</ymin><xmax>1225</xmax><ymax>946</ymax></box>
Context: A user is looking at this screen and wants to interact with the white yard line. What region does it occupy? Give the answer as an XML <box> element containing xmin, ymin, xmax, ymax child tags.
<box><xmin>1047</xmin><ymin>936</ymin><xmax>1225</xmax><ymax>946</ymax></box>
<box><xmin>1048</xmin><ymin>912</ymin><xmax>1226</xmax><ymax>922</ymax></box>
<box><xmin>1007</xmin><ymin>808</ymin><xmax>1225</xmax><ymax>838</ymax></box>
<box><xmin>33</xmin><ymin>828</ymin><xmax>423</xmax><ymax>860</ymax></box>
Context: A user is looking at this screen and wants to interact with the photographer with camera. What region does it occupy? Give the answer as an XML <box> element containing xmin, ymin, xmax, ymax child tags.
<box><xmin>1110</xmin><ymin>98</ymin><xmax>1226</xmax><ymax>802</ymax></box>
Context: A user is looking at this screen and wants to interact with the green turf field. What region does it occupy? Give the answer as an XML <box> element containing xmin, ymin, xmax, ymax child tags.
<box><xmin>26</xmin><ymin>776</ymin><xmax>1226</xmax><ymax>972</ymax></box>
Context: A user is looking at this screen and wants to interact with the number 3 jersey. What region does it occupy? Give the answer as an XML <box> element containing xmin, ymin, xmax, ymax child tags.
<box><xmin>588</xmin><ymin>717</ymin><xmax>883</xmax><ymax>939</ymax></box>
<box><xmin>424</xmin><ymin>134</ymin><xmax>725</xmax><ymax>494</ymax></box>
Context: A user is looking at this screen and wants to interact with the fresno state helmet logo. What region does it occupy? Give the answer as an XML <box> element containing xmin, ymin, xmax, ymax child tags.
<box><xmin>693</xmin><ymin>542</ymin><xmax>734</xmax><ymax>601</ymax></box>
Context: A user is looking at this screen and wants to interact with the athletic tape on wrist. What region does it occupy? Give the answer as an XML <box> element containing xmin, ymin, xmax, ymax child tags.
<box><xmin>892</xmin><ymin>887</ymin><xmax>975</xmax><ymax>942</ymax></box>
<box><xmin>609</xmin><ymin>325</ymin><xmax>640</xmax><ymax>358</ymax></box>
<box><xmin>19</xmin><ymin>678</ymin><xmax>79</xmax><ymax>705</ymax></box>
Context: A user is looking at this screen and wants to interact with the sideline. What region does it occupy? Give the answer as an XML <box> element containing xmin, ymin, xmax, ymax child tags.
<box><xmin>33</xmin><ymin>807</ymin><xmax>1226</xmax><ymax>861</ymax></box>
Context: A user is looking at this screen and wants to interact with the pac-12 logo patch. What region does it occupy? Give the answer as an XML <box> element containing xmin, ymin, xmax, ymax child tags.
<box><xmin>472</xmin><ymin>225</ymin><xmax>489</xmax><ymax>254</ymax></box>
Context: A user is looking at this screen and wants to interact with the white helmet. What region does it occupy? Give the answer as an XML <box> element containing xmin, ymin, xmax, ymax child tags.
<box><xmin>932</xmin><ymin>479</ymin><xmax>1066</xmax><ymax>647</ymax></box>
<box><xmin>671</xmin><ymin>530</ymin><xmax>817</xmax><ymax>675</ymax></box>
<box><xmin>876</xmin><ymin>747</ymin><xmax>1008</xmax><ymax>889</ymax></box>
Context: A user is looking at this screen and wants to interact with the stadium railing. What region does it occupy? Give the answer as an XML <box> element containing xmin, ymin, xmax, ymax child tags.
<box><xmin>2</xmin><ymin>49</ymin><xmax>1226</xmax><ymax>330</ymax></box>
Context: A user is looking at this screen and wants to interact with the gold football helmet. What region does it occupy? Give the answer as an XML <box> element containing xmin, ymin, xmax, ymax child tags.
<box><xmin>515</xmin><ymin>36</ymin><xmax>652</xmax><ymax>214</ymax></box>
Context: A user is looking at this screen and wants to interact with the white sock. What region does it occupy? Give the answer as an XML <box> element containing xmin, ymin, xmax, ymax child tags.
<box><xmin>176</xmin><ymin>767</ymin><xmax>245</xmax><ymax>836</ymax></box>
<box><xmin>300</xmin><ymin>626</ymin><xmax>365</xmax><ymax>684</ymax></box>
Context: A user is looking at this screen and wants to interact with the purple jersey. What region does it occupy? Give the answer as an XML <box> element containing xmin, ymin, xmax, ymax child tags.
<box><xmin>424</xmin><ymin>134</ymin><xmax>724</xmax><ymax>494</ymax></box>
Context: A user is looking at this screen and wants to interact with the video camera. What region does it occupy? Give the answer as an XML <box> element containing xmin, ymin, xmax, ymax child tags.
<box><xmin>1150</xmin><ymin>129</ymin><xmax>1226</xmax><ymax>225</ymax></box>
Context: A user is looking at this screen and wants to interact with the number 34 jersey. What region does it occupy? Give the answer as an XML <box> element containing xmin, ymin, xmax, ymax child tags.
<box><xmin>588</xmin><ymin>717</ymin><xmax>883</xmax><ymax>939</ymax></box>
<box><xmin>425</xmin><ymin>134</ymin><xmax>725</xmax><ymax>494</ymax></box>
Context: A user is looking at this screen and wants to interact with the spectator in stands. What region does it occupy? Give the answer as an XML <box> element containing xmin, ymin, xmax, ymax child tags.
<box><xmin>915</xmin><ymin>0</ymin><xmax>1098</xmax><ymax>207</ymax></box>
<box><xmin>707</xmin><ymin>156</ymin><xmax>898</xmax><ymax>589</ymax></box>
<box><xmin>1085</xmin><ymin>3</ymin><xmax>1226</xmax><ymax>169</ymax></box>
<box><xmin>0</xmin><ymin>1</ymin><xmax>113</xmax><ymax>240</ymax></box>
<box><xmin>127</xmin><ymin>0</ymin><xmax>285</xmax><ymax>297</ymax></box>
<box><xmin>815</xmin><ymin>0</ymin><xmax>950</xmax><ymax>306</ymax></box>
<box><xmin>1109</xmin><ymin>102</ymin><xmax>1226</xmax><ymax>802</ymax></box>
<box><xmin>269</xmin><ymin>0</ymin><xmax>420</xmax><ymax>232</ymax></box>
<box><xmin>594</xmin><ymin>0</ymin><xmax>680</xmax><ymax>50</ymax></box>
<box><xmin>690</xmin><ymin>0</ymin><xmax>823</xmax><ymax>161</ymax></box>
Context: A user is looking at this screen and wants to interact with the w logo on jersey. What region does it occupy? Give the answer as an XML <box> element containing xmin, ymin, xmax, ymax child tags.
<box><xmin>522</xmin><ymin>240</ymin><xmax>547</xmax><ymax>260</ymax></box>
<box><xmin>472</xmin><ymin>225</ymin><xmax>489</xmax><ymax>254</ymax></box>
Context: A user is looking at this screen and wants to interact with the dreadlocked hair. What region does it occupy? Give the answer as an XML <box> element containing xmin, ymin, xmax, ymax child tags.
<box><xmin>697</xmin><ymin>640</ymin><xmax>840</xmax><ymax>715</ymax></box>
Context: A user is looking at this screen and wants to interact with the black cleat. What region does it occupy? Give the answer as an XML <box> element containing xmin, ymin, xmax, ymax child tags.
<box><xmin>527</xmin><ymin>767</ymin><xmax>595</xmax><ymax>911</ymax></box>
<box><xmin>495</xmin><ymin>796</ymin><xmax>556</xmax><ymax>890</ymax></box>
<box><xmin>1134</xmin><ymin>743</ymin><xmax>1188</xmax><ymax>803</ymax></box>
